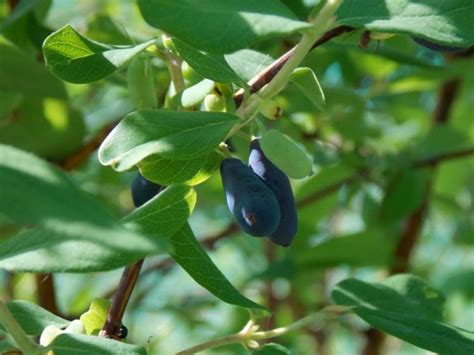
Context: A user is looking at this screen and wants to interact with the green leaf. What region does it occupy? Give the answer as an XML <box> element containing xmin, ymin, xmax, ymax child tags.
<box><xmin>260</xmin><ymin>130</ymin><xmax>313</xmax><ymax>179</ymax></box>
<box><xmin>0</xmin><ymin>144</ymin><xmax>158</xmax><ymax>254</ymax></box>
<box><xmin>0</xmin><ymin>37</ymin><xmax>67</xmax><ymax>99</ymax></box>
<box><xmin>0</xmin><ymin>0</ymin><xmax>43</xmax><ymax>31</ymax></box>
<box><xmin>290</xmin><ymin>67</ymin><xmax>325</xmax><ymax>111</ymax></box>
<box><xmin>137</xmin><ymin>0</ymin><xmax>310</xmax><ymax>53</ymax></box>
<box><xmin>224</xmin><ymin>49</ymin><xmax>274</xmax><ymax>82</ymax></box>
<box><xmin>180</xmin><ymin>79</ymin><xmax>215</xmax><ymax>108</ymax></box>
<box><xmin>79</xmin><ymin>299</ymin><xmax>111</xmax><ymax>336</ymax></box>
<box><xmin>122</xmin><ymin>184</ymin><xmax>197</xmax><ymax>239</ymax></box>
<box><xmin>381</xmin><ymin>170</ymin><xmax>430</xmax><ymax>224</ymax></box>
<box><xmin>170</xmin><ymin>224</ymin><xmax>266</xmax><ymax>311</ymax></box>
<box><xmin>0</xmin><ymin>185</ymin><xmax>196</xmax><ymax>272</ymax></box>
<box><xmin>0</xmin><ymin>97</ymin><xmax>85</xmax><ymax>159</ymax></box>
<box><xmin>332</xmin><ymin>275</ymin><xmax>474</xmax><ymax>354</ymax></box>
<box><xmin>49</xmin><ymin>333</ymin><xmax>147</xmax><ymax>355</ymax></box>
<box><xmin>127</xmin><ymin>55</ymin><xmax>157</xmax><ymax>110</ymax></box>
<box><xmin>252</xmin><ymin>343</ymin><xmax>292</xmax><ymax>354</ymax></box>
<box><xmin>139</xmin><ymin>151</ymin><xmax>222</xmax><ymax>186</ymax></box>
<box><xmin>336</xmin><ymin>0</ymin><xmax>474</xmax><ymax>47</ymax></box>
<box><xmin>0</xmin><ymin>339</ymin><xmax>16</xmax><ymax>353</ymax></box>
<box><xmin>99</xmin><ymin>110</ymin><xmax>238</xmax><ymax>171</ymax></box>
<box><xmin>4</xmin><ymin>301</ymin><xmax>70</xmax><ymax>336</ymax></box>
<box><xmin>174</xmin><ymin>38</ymin><xmax>242</xmax><ymax>83</ymax></box>
<box><xmin>0</xmin><ymin>231</ymin><xmax>142</xmax><ymax>273</ymax></box>
<box><xmin>296</xmin><ymin>231</ymin><xmax>394</xmax><ymax>269</ymax></box>
<box><xmin>43</xmin><ymin>25</ymin><xmax>155</xmax><ymax>83</ymax></box>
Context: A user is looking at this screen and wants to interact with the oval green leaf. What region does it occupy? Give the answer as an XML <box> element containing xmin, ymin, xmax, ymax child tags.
<box><xmin>137</xmin><ymin>0</ymin><xmax>310</xmax><ymax>53</ymax></box>
<box><xmin>260</xmin><ymin>129</ymin><xmax>312</xmax><ymax>179</ymax></box>
<box><xmin>43</xmin><ymin>25</ymin><xmax>155</xmax><ymax>83</ymax></box>
<box><xmin>98</xmin><ymin>110</ymin><xmax>238</xmax><ymax>171</ymax></box>
<box><xmin>139</xmin><ymin>151</ymin><xmax>222</xmax><ymax>186</ymax></box>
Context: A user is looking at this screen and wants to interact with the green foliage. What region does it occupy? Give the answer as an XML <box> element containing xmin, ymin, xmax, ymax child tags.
<box><xmin>333</xmin><ymin>275</ymin><xmax>474</xmax><ymax>354</ymax></box>
<box><xmin>3</xmin><ymin>301</ymin><xmax>69</xmax><ymax>336</ymax></box>
<box><xmin>336</xmin><ymin>0</ymin><xmax>474</xmax><ymax>46</ymax></box>
<box><xmin>80</xmin><ymin>299</ymin><xmax>111</xmax><ymax>335</ymax></box>
<box><xmin>49</xmin><ymin>333</ymin><xmax>147</xmax><ymax>355</ymax></box>
<box><xmin>43</xmin><ymin>25</ymin><xmax>155</xmax><ymax>83</ymax></box>
<box><xmin>137</xmin><ymin>0</ymin><xmax>310</xmax><ymax>53</ymax></box>
<box><xmin>0</xmin><ymin>0</ymin><xmax>473</xmax><ymax>354</ymax></box>
<box><xmin>290</xmin><ymin>67</ymin><xmax>325</xmax><ymax>111</ymax></box>
<box><xmin>260</xmin><ymin>130</ymin><xmax>313</xmax><ymax>179</ymax></box>
<box><xmin>98</xmin><ymin>110</ymin><xmax>238</xmax><ymax>171</ymax></box>
<box><xmin>169</xmin><ymin>224</ymin><xmax>266</xmax><ymax>311</ymax></box>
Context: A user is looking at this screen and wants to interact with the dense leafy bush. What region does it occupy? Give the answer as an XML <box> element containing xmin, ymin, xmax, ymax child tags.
<box><xmin>0</xmin><ymin>0</ymin><xmax>473</xmax><ymax>354</ymax></box>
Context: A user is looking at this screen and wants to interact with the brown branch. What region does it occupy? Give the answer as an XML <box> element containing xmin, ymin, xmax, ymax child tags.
<box><xmin>233</xmin><ymin>25</ymin><xmax>354</xmax><ymax>107</ymax></box>
<box><xmin>59</xmin><ymin>122</ymin><xmax>116</xmax><ymax>171</ymax></box>
<box><xmin>411</xmin><ymin>146</ymin><xmax>474</xmax><ymax>169</ymax></box>
<box><xmin>100</xmin><ymin>259</ymin><xmax>144</xmax><ymax>339</ymax></box>
<box><xmin>35</xmin><ymin>274</ymin><xmax>60</xmax><ymax>315</ymax></box>
<box><xmin>363</xmin><ymin>78</ymin><xmax>462</xmax><ymax>355</ymax></box>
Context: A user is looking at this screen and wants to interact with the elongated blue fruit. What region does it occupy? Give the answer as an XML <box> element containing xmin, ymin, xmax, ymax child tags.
<box><xmin>249</xmin><ymin>139</ymin><xmax>297</xmax><ymax>247</ymax></box>
<box><xmin>131</xmin><ymin>173</ymin><xmax>162</xmax><ymax>208</ymax></box>
<box><xmin>412</xmin><ymin>37</ymin><xmax>469</xmax><ymax>53</ymax></box>
<box><xmin>220</xmin><ymin>158</ymin><xmax>280</xmax><ymax>237</ymax></box>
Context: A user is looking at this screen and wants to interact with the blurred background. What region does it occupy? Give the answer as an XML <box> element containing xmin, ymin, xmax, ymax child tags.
<box><xmin>0</xmin><ymin>0</ymin><xmax>473</xmax><ymax>354</ymax></box>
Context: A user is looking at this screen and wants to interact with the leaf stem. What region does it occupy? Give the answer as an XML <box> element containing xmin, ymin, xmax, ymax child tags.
<box><xmin>0</xmin><ymin>301</ymin><xmax>39</xmax><ymax>355</ymax></box>
<box><xmin>258</xmin><ymin>0</ymin><xmax>342</xmax><ymax>100</ymax></box>
<box><xmin>229</xmin><ymin>0</ymin><xmax>343</xmax><ymax>137</ymax></box>
<box><xmin>176</xmin><ymin>306</ymin><xmax>349</xmax><ymax>354</ymax></box>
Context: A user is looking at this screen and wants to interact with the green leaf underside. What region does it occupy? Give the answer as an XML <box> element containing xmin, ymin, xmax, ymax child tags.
<box><xmin>260</xmin><ymin>129</ymin><xmax>313</xmax><ymax>179</ymax></box>
<box><xmin>290</xmin><ymin>67</ymin><xmax>325</xmax><ymax>111</ymax></box>
<box><xmin>3</xmin><ymin>301</ymin><xmax>70</xmax><ymax>336</ymax></box>
<box><xmin>224</xmin><ymin>49</ymin><xmax>274</xmax><ymax>82</ymax></box>
<box><xmin>180</xmin><ymin>79</ymin><xmax>215</xmax><ymax>108</ymax></box>
<box><xmin>98</xmin><ymin>110</ymin><xmax>238</xmax><ymax>171</ymax></box>
<box><xmin>50</xmin><ymin>333</ymin><xmax>147</xmax><ymax>355</ymax></box>
<box><xmin>336</xmin><ymin>0</ymin><xmax>474</xmax><ymax>47</ymax></box>
<box><xmin>80</xmin><ymin>299</ymin><xmax>111</xmax><ymax>335</ymax></box>
<box><xmin>43</xmin><ymin>25</ymin><xmax>155</xmax><ymax>83</ymax></box>
<box><xmin>137</xmin><ymin>0</ymin><xmax>311</xmax><ymax>53</ymax></box>
<box><xmin>0</xmin><ymin>184</ymin><xmax>196</xmax><ymax>272</ymax></box>
<box><xmin>174</xmin><ymin>38</ymin><xmax>243</xmax><ymax>83</ymax></box>
<box><xmin>139</xmin><ymin>151</ymin><xmax>222</xmax><ymax>186</ymax></box>
<box><xmin>170</xmin><ymin>224</ymin><xmax>266</xmax><ymax>311</ymax></box>
<box><xmin>332</xmin><ymin>275</ymin><xmax>474</xmax><ymax>354</ymax></box>
<box><xmin>0</xmin><ymin>144</ymin><xmax>158</xmax><ymax>254</ymax></box>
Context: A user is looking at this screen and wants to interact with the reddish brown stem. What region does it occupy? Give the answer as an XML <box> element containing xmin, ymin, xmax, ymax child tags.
<box><xmin>59</xmin><ymin>122</ymin><xmax>116</xmax><ymax>171</ymax></box>
<box><xmin>233</xmin><ymin>25</ymin><xmax>354</xmax><ymax>107</ymax></box>
<box><xmin>100</xmin><ymin>259</ymin><xmax>144</xmax><ymax>339</ymax></box>
<box><xmin>35</xmin><ymin>274</ymin><xmax>60</xmax><ymax>315</ymax></box>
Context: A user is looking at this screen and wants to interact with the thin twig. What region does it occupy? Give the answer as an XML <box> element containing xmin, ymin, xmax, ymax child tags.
<box><xmin>59</xmin><ymin>122</ymin><xmax>117</xmax><ymax>171</ymax></box>
<box><xmin>411</xmin><ymin>146</ymin><xmax>474</xmax><ymax>169</ymax></box>
<box><xmin>35</xmin><ymin>274</ymin><xmax>60</xmax><ymax>316</ymax></box>
<box><xmin>233</xmin><ymin>25</ymin><xmax>354</xmax><ymax>107</ymax></box>
<box><xmin>100</xmin><ymin>259</ymin><xmax>144</xmax><ymax>339</ymax></box>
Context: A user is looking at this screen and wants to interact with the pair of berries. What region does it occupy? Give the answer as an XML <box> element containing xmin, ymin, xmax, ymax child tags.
<box><xmin>220</xmin><ymin>139</ymin><xmax>297</xmax><ymax>247</ymax></box>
